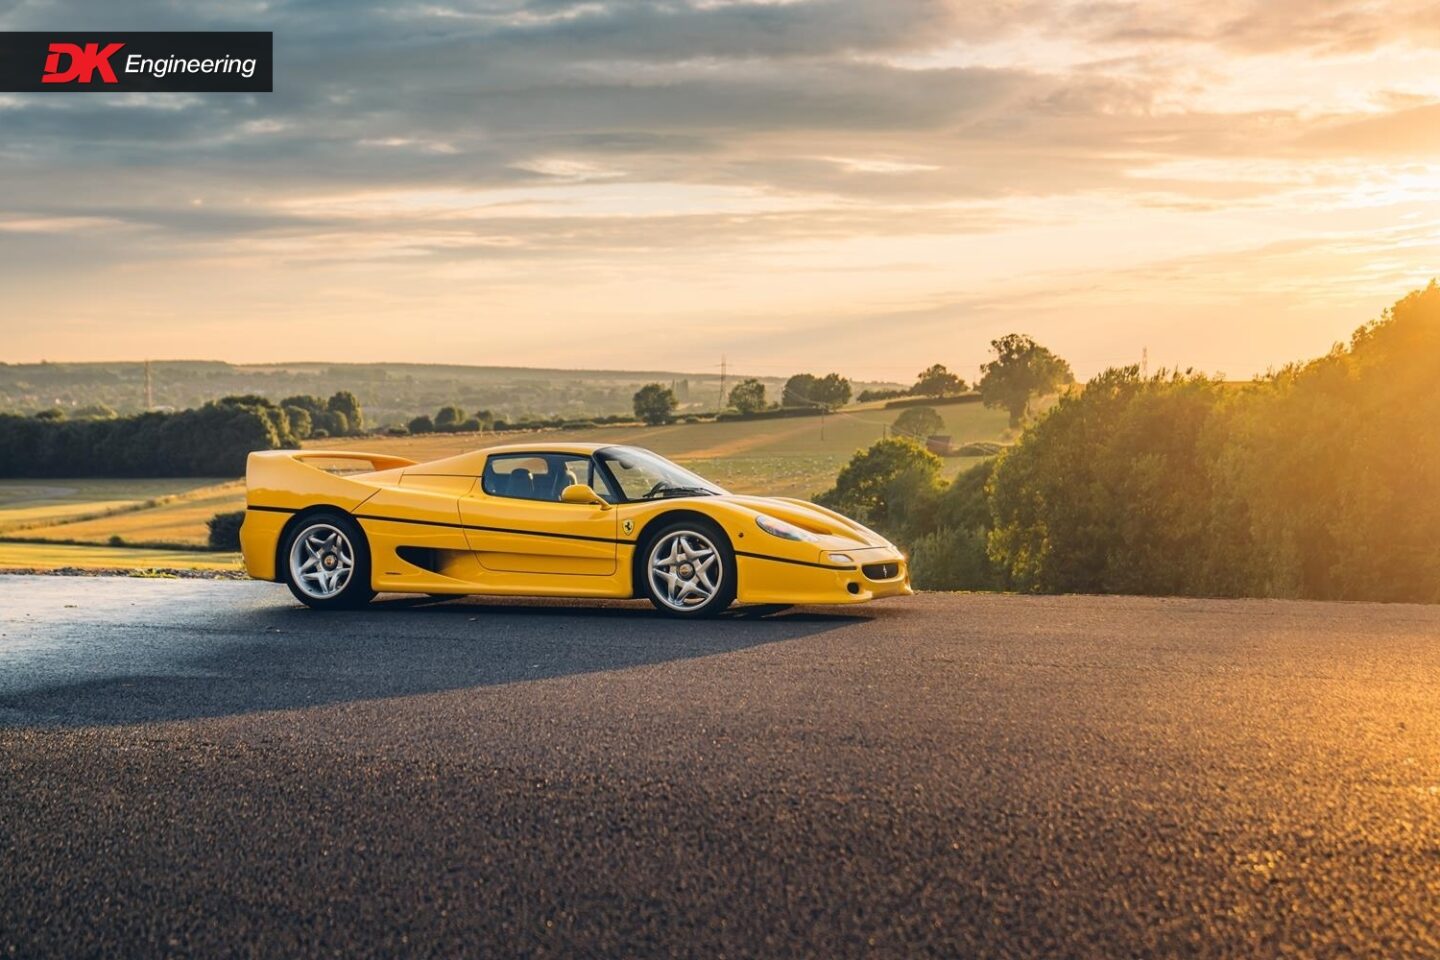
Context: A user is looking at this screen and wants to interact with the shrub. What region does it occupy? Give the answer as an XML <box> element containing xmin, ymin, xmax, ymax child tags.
<box><xmin>435</xmin><ymin>405</ymin><xmax>465</xmax><ymax>431</ymax></box>
<box><xmin>815</xmin><ymin>436</ymin><xmax>943</xmax><ymax>528</ymax></box>
<box><xmin>908</xmin><ymin>527</ymin><xmax>995</xmax><ymax>591</ymax></box>
<box><xmin>207</xmin><ymin>511</ymin><xmax>246</xmax><ymax>551</ymax></box>
<box><xmin>955</xmin><ymin>441</ymin><xmax>1007</xmax><ymax>456</ymax></box>
<box><xmin>884</xmin><ymin>394</ymin><xmax>980</xmax><ymax>409</ymax></box>
<box><xmin>0</xmin><ymin>396</ymin><xmax>298</xmax><ymax>478</ymax></box>
<box><xmin>988</xmin><ymin>368</ymin><xmax>1227</xmax><ymax>596</ymax></box>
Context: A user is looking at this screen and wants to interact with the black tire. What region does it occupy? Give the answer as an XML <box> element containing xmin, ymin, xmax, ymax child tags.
<box><xmin>282</xmin><ymin>511</ymin><xmax>375</xmax><ymax>610</ymax></box>
<box><xmin>639</xmin><ymin>517</ymin><xmax>737</xmax><ymax>618</ymax></box>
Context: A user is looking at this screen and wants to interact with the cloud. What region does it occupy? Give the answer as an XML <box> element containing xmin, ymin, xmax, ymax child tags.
<box><xmin>1070</xmin><ymin>0</ymin><xmax>1440</xmax><ymax>54</ymax></box>
<box><xmin>2</xmin><ymin>0</ymin><xmax>1439</xmax><ymax>375</ymax></box>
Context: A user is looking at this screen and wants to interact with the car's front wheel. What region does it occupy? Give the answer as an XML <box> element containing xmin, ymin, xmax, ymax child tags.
<box><xmin>283</xmin><ymin>513</ymin><xmax>375</xmax><ymax>609</ymax></box>
<box><xmin>642</xmin><ymin>519</ymin><xmax>736</xmax><ymax>617</ymax></box>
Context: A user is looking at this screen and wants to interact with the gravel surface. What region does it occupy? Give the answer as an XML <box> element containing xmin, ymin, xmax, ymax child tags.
<box><xmin>3</xmin><ymin>576</ymin><xmax>1439</xmax><ymax>959</ymax></box>
<box><xmin>0</xmin><ymin>566</ymin><xmax>246</xmax><ymax>578</ymax></box>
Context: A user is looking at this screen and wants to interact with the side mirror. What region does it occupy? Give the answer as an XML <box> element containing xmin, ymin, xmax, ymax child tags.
<box><xmin>560</xmin><ymin>483</ymin><xmax>611</xmax><ymax>509</ymax></box>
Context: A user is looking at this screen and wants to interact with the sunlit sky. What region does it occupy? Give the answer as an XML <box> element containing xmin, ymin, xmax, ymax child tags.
<box><xmin>3</xmin><ymin>0</ymin><xmax>1439</xmax><ymax>382</ymax></box>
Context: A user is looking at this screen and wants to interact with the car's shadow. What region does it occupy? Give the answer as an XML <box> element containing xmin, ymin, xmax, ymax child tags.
<box><xmin>0</xmin><ymin>593</ymin><xmax>867</xmax><ymax>728</ymax></box>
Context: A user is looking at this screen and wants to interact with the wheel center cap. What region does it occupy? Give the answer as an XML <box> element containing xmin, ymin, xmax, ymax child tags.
<box><xmin>323</xmin><ymin>554</ymin><xmax>337</xmax><ymax>569</ymax></box>
<box><xmin>679</xmin><ymin>563</ymin><xmax>694</xmax><ymax>578</ymax></box>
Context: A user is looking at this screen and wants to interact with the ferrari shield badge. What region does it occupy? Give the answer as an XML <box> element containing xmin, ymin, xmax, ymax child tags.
<box><xmin>622</xmin><ymin>519</ymin><xmax>634</xmax><ymax>535</ymax></box>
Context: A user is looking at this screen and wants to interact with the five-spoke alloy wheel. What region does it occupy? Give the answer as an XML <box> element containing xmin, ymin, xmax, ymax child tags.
<box><xmin>283</xmin><ymin>512</ymin><xmax>375</xmax><ymax>609</ymax></box>
<box><xmin>643</xmin><ymin>520</ymin><xmax>736</xmax><ymax>617</ymax></box>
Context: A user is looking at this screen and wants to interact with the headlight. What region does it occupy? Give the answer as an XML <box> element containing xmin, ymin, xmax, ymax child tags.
<box><xmin>827</xmin><ymin>552</ymin><xmax>853</xmax><ymax>564</ymax></box>
<box><xmin>755</xmin><ymin>514</ymin><xmax>818</xmax><ymax>542</ymax></box>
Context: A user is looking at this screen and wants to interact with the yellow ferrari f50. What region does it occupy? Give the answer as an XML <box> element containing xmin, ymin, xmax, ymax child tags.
<box><xmin>241</xmin><ymin>443</ymin><xmax>912</xmax><ymax>617</ymax></box>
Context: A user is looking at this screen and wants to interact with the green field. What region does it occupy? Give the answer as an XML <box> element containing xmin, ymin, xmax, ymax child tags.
<box><xmin>0</xmin><ymin>479</ymin><xmax>244</xmax><ymax>548</ymax></box>
<box><xmin>0</xmin><ymin>478</ymin><xmax>226</xmax><ymax>531</ymax></box>
<box><xmin>0</xmin><ymin>401</ymin><xmax>1009</xmax><ymax>570</ymax></box>
<box><xmin>0</xmin><ymin>541</ymin><xmax>242</xmax><ymax>571</ymax></box>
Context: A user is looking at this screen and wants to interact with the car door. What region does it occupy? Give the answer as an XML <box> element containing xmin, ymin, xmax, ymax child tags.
<box><xmin>459</xmin><ymin>452</ymin><xmax>618</xmax><ymax>576</ymax></box>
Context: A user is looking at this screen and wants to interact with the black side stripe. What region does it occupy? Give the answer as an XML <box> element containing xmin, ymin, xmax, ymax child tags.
<box><xmin>352</xmin><ymin>512</ymin><xmax>638</xmax><ymax>546</ymax></box>
<box><xmin>251</xmin><ymin>506</ymin><xmax>853</xmax><ymax>569</ymax></box>
<box><xmin>734</xmin><ymin>550</ymin><xmax>856</xmax><ymax>571</ymax></box>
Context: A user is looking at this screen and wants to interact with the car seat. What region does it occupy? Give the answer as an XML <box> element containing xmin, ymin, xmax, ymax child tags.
<box><xmin>506</xmin><ymin>467</ymin><xmax>535</xmax><ymax>498</ymax></box>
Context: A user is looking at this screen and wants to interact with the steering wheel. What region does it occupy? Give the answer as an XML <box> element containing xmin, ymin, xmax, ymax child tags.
<box><xmin>643</xmin><ymin>480</ymin><xmax>673</xmax><ymax>499</ymax></box>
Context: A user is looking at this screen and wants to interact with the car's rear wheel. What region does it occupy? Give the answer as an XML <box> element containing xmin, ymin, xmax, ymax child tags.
<box><xmin>283</xmin><ymin>513</ymin><xmax>375</xmax><ymax>609</ymax></box>
<box><xmin>642</xmin><ymin>519</ymin><xmax>736</xmax><ymax>617</ymax></box>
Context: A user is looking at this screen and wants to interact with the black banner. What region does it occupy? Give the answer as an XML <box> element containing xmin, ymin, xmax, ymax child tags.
<box><xmin>0</xmin><ymin>32</ymin><xmax>271</xmax><ymax>92</ymax></box>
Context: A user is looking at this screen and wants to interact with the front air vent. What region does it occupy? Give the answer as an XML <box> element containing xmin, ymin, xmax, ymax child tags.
<box><xmin>862</xmin><ymin>562</ymin><xmax>901</xmax><ymax>581</ymax></box>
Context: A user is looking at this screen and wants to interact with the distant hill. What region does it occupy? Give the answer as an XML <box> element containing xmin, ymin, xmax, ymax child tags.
<box><xmin>0</xmin><ymin>361</ymin><xmax>903</xmax><ymax>427</ymax></box>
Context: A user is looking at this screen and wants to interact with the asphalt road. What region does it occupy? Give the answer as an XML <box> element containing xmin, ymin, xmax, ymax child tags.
<box><xmin>3</xmin><ymin>576</ymin><xmax>1440</xmax><ymax>959</ymax></box>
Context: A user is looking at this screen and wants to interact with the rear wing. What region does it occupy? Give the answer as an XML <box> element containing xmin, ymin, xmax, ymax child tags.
<box><xmin>245</xmin><ymin>449</ymin><xmax>418</xmax><ymax>513</ymax></box>
<box><xmin>266</xmin><ymin>450</ymin><xmax>418</xmax><ymax>473</ymax></box>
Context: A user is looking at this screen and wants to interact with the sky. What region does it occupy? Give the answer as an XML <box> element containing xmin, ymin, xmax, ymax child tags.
<box><xmin>1</xmin><ymin>0</ymin><xmax>1439</xmax><ymax>383</ymax></box>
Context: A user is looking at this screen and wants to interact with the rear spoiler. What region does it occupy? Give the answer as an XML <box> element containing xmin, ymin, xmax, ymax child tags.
<box><xmin>277</xmin><ymin>450</ymin><xmax>419</xmax><ymax>472</ymax></box>
<box><xmin>245</xmin><ymin>449</ymin><xmax>419</xmax><ymax>511</ymax></box>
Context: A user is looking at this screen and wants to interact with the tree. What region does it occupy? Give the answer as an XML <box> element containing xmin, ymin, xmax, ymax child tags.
<box><xmin>434</xmin><ymin>405</ymin><xmax>465</xmax><ymax>432</ymax></box>
<box><xmin>813</xmin><ymin>373</ymin><xmax>852</xmax><ymax>409</ymax></box>
<box><xmin>913</xmin><ymin>364</ymin><xmax>965</xmax><ymax>397</ymax></box>
<box><xmin>633</xmin><ymin>383</ymin><xmax>677</xmax><ymax>425</ymax></box>
<box><xmin>892</xmin><ymin>406</ymin><xmax>945</xmax><ymax>440</ymax></box>
<box><xmin>782</xmin><ymin>373</ymin><xmax>819</xmax><ymax>408</ymax></box>
<box><xmin>282</xmin><ymin>405</ymin><xmax>312</xmax><ymax>439</ymax></box>
<box><xmin>815</xmin><ymin>436</ymin><xmax>943</xmax><ymax>527</ymax></box>
<box><xmin>728</xmin><ymin>378</ymin><xmax>766</xmax><ymax>414</ymax></box>
<box><xmin>986</xmin><ymin>367</ymin><xmax>1227</xmax><ymax>596</ymax></box>
<box><xmin>327</xmin><ymin>391</ymin><xmax>364</xmax><ymax>435</ymax></box>
<box><xmin>285</xmin><ymin>394</ymin><xmax>346</xmax><ymax>436</ymax></box>
<box><xmin>407</xmin><ymin>414</ymin><xmax>435</xmax><ymax>435</ymax></box>
<box><xmin>783</xmin><ymin>372</ymin><xmax>850</xmax><ymax>410</ymax></box>
<box><xmin>978</xmin><ymin>334</ymin><xmax>1074</xmax><ymax>427</ymax></box>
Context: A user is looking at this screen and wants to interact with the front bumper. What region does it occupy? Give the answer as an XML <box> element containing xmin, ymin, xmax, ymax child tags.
<box><xmin>734</xmin><ymin>547</ymin><xmax>912</xmax><ymax>606</ymax></box>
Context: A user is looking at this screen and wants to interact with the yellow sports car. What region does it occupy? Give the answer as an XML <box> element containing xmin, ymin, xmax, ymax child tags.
<box><xmin>241</xmin><ymin>443</ymin><xmax>911</xmax><ymax>616</ymax></box>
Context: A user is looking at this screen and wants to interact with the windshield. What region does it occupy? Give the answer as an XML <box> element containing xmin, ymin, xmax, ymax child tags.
<box><xmin>596</xmin><ymin>446</ymin><xmax>728</xmax><ymax>501</ymax></box>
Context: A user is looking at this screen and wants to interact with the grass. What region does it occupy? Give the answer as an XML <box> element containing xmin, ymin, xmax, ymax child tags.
<box><xmin>0</xmin><ymin>478</ymin><xmax>226</xmax><ymax>530</ymax></box>
<box><xmin>0</xmin><ymin>541</ymin><xmax>243</xmax><ymax>571</ymax></box>
<box><xmin>0</xmin><ymin>401</ymin><xmax>1011</xmax><ymax>570</ymax></box>
<box><xmin>0</xmin><ymin>480</ymin><xmax>244</xmax><ymax>548</ymax></box>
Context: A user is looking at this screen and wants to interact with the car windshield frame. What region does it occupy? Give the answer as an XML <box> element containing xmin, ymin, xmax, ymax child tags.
<box><xmin>595</xmin><ymin>446</ymin><xmax>729</xmax><ymax>502</ymax></box>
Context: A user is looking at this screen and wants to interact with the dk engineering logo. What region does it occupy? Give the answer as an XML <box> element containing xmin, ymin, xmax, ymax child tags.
<box><xmin>0</xmin><ymin>32</ymin><xmax>271</xmax><ymax>92</ymax></box>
